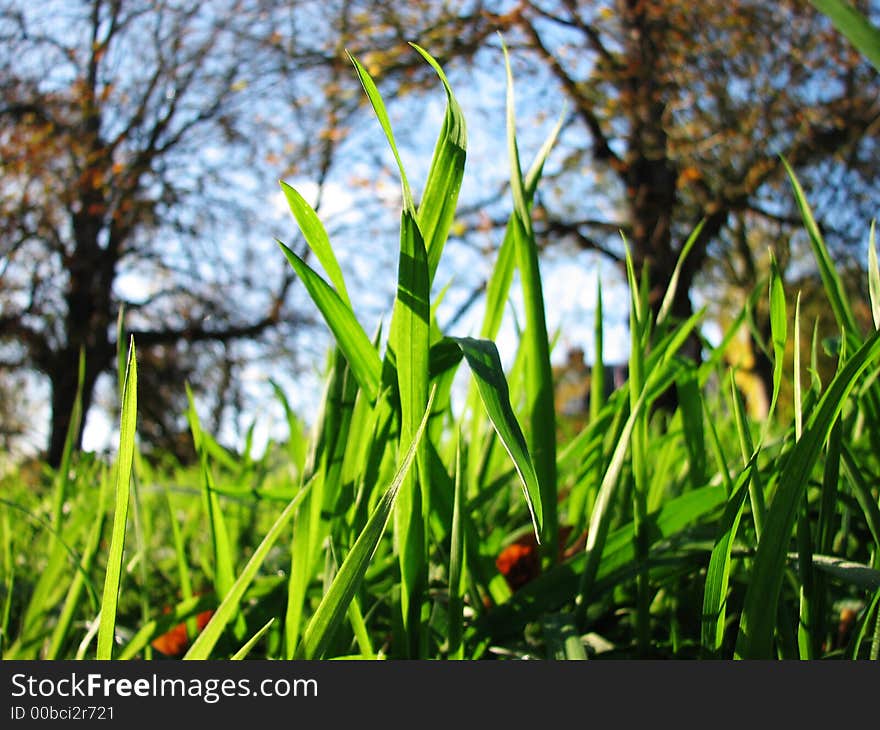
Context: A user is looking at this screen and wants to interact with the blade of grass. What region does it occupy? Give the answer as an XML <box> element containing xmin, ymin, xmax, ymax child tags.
<box><xmin>184</xmin><ymin>481</ymin><xmax>313</xmax><ymax>659</ymax></box>
<box><xmin>447</xmin><ymin>430</ymin><xmax>466</xmax><ymax>659</ymax></box>
<box><xmin>409</xmin><ymin>43</ymin><xmax>467</xmax><ymax>285</ymax></box>
<box><xmin>701</xmin><ymin>458</ymin><xmax>757</xmax><ymax>657</ymax></box>
<box><xmin>869</xmin><ymin>220</ymin><xmax>879</xmax><ymax>330</ymax></box>
<box><xmin>736</xmin><ymin>330</ymin><xmax>880</xmax><ymax>658</ymax></box>
<box><xmin>278</xmin><ymin>242</ymin><xmax>381</xmax><ymax>401</ymax></box>
<box><xmin>231</xmin><ymin>618</ymin><xmax>275</xmax><ymax>660</ymax></box>
<box><xmin>782</xmin><ymin>157</ymin><xmax>859</xmax><ymax>338</ymax></box>
<box><xmin>96</xmin><ymin>338</ymin><xmax>137</xmax><ymax>660</ymax></box>
<box><xmin>46</xmin><ymin>464</ymin><xmax>111</xmax><ymax>659</ymax></box>
<box><xmin>502</xmin><ymin>40</ymin><xmax>558</xmax><ymax>556</ymax></box>
<box><xmin>810</xmin><ymin>0</ymin><xmax>880</xmax><ymax>72</ymax></box>
<box><xmin>453</xmin><ymin>336</ymin><xmax>542</xmax><ymax>539</ymax></box>
<box><xmin>295</xmin><ymin>388</ymin><xmax>436</xmax><ymax>659</ymax></box>
<box><xmin>280</xmin><ymin>182</ymin><xmax>353</xmax><ymax>307</ymax></box>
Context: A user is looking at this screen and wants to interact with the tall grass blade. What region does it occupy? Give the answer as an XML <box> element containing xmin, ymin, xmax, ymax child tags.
<box><xmin>782</xmin><ymin>158</ymin><xmax>859</xmax><ymax>338</ymax></box>
<box><xmin>278</xmin><ymin>242</ymin><xmax>381</xmax><ymax>401</ymax></box>
<box><xmin>184</xmin><ymin>481</ymin><xmax>312</xmax><ymax>659</ymax></box>
<box><xmin>295</xmin><ymin>389</ymin><xmax>435</xmax><ymax>659</ymax></box>
<box><xmin>869</xmin><ymin>220</ymin><xmax>879</xmax><ymax>330</ymax></box>
<box><xmin>281</xmin><ymin>182</ymin><xmax>352</xmax><ymax>306</ymax></box>
<box><xmin>453</xmin><ymin>336</ymin><xmax>543</xmax><ymax>538</ymax></box>
<box><xmin>231</xmin><ymin>618</ymin><xmax>275</xmax><ymax>660</ymax></box>
<box><xmin>736</xmin><ymin>330</ymin><xmax>880</xmax><ymax>658</ymax></box>
<box><xmin>96</xmin><ymin>338</ymin><xmax>137</xmax><ymax>660</ymax></box>
<box><xmin>502</xmin><ymin>40</ymin><xmax>557</xmax><ymax>554</ymax></box>
<box><xmin>409</xmin><ymin>44</ymin><xmax>467</xmax><ymax>284</ymax></box>
<box><xmin>701</xmin><ymin>459</ymin><xmax>756</xmax><ymax>656</ymax></box>
<box><xmin>810</xmin><ymin>0</ymin><xmax>880</xmax><ymax>73</ymax></box>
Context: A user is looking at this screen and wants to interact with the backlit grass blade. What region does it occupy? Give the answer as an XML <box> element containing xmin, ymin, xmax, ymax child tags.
<box><xmin>281</xmin><ymin>181</ymin><xmax>352</xmax><ymax>307</ymax></box>
<box><xmin>503</xmin><ymin>40</ymin><xmax>557</xmax><ymax>554</ymax></box>
<box><xmin>409</xmin><ymin>43</ymin><xmax>466</xmax><ymax>284</ymax></box>
<box><xmin>447</xmin><ymin>430</ymin><xmax>466</xmax><ymax>660</ymax></box>
<box><xmin>96</xmin><ymin>337</ymin><xmax>137</xmax><ymax>660</ymax></box>
<box><xmin>869</xmin><ymin>220</ymin><xmax>879</xmax><ymax>330</ymax></box>
<box><xmin>768</xmin><ymin>252</ymin><xmax>787</xmax><ymax>426</ymax></box>
<box><xmin>810</xmin><ymin>0</ymin><xmax>880</xmax><ymax>73</ymax></box>
<box><xmin>453</xmin><ymin>336</ymin><xmax>543</xmax><ymax>539</ymax></box>
<box><xmin>701</xmin><ymin>459</ymin><xmax>756</xmax><ymax>657</ymax></box>
<box><xmin>231</xmin><ymin>618</ymin><xmax>275</xmax><ymax>660</ymax></box>
<box><xmin>278</xmin><ymin>241</ymin><xmax>381</xmax><ymax>402</ymax></box>
<box><xmin>656</xmin><ymin>219</ymin><xmax>705</xmax><ymax>328</ymax></box>
<box><xmin>782</xmin><ymin>157</ymin><xmax>859</xmax><ymax>338</ymax></box>
<box><xmin>184</xmin><ymin>482</ymin><xmax>312</xmax><ymax>659</ymax></box>
<box><xmin>187</xmin><ymin>388</ymin><xmax>236</xmax><ymax>609</ymax></box>
<box><xmin>352</xmin><ymin>52</ymin><xmax>432</xmax><ymax>651</ymax></box>
<box><xmin>46</xmin><ymin>465</ymin><xmax>110</xmax><ymax>659</ymax></box>
<box><xmin>736</xmin><ymin>330</ymin><xmax>880</xmax><ymax>658</ymax></box>
<box><xmin>295</xmin><ymin>389</ymin><xmax>435</xmax><ymax>660</ymax></box>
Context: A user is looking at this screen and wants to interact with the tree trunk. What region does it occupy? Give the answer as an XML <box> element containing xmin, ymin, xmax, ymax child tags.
<box><xmin>46</xmin><ymin>204</ymin><xmax>117</xmax><ymax>466</ymax></box>
<box><xmin>47</xmin><ymin>351</ymin><xmax>104</xmax><ymax>466</ymax></box>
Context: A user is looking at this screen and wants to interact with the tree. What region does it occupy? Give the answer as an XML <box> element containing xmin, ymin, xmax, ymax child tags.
<box><xmin>0</xmin><ymin>0</ymin><xmax>350</xmax><ymax>465</ymax></box>
<box><xmin>361</xmin><ymin>1</ymin><xmax>879</xmax><ymax>404</ymax></box>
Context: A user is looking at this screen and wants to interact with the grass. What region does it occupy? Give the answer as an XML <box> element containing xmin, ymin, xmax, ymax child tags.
<box><xmin>2</xmin><ymin>44</ymin><xmax>880</xmax><ymax>661</ymax></box>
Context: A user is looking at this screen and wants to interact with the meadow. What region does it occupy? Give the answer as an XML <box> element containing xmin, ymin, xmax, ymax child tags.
<box><xmin>2</xmin><ymin>38</ymin><xmax>880</xmax><ymax>661</ymax></box>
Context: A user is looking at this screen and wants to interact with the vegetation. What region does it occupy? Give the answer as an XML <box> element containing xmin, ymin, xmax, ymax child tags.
<box><xmin>2</xmin><ymin>28</ymin><xmax>880</xmax><ymax>659</ymax></box>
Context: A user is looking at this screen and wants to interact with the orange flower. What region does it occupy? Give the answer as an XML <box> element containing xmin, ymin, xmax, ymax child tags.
<box><xmin>151</xmin><ymin>609</ymin><xmax>215</xmax><ymax>657</ymax></box>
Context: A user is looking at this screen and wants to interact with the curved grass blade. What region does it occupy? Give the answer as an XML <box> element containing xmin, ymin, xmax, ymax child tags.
<box><xmin>96</xmin><ymin>338</ymin><xmax>137</xmax><ymax>660</ymax></box>
<box><xmin>453</xmin><ymin>336</ymin><xmax>542</xmax><ymax>539</ymax></box>
<box><xmin>736</xmin><ymin>330</ymin><xmax>880</xmax><ymax>658</ymax></box>
<box><xmin>782</xmin><ymin>157</ymin><xmax>859</xmax><ymax>338</ymax></box>
<box><xmin>184</xmin><ymin>483</ymin><xmax>312</xmax><ymax>659</ymax></box>
<box><xmin>701</xmin><ymin>459</ymin><xmax>756</xmax><ymax>657</ymax></box>
<box><xmin>657</xmin><ymin>219</ymin><xmax>705</xmax><ymax>328</ymax></box>
<box><xmin>805</xmin><ymin>555</ymin><xmax>880</xmax><ymax>591</ymax></box>
<box><xmin>869</xmin><ymin>220</ymin><xmax>879</xmax><ymax>330</ymax></box>
<box><xmin>503</xmin><ymin>40</ymin><xmax>557</xmax><ymax>553</ymax></box>
<box><xmin>409</xmin><ymin>43</ymin><xmax>467</xmax><ymax>284</ymax></box>
<box><xmin>810</xmin><ymin>0</ymin><xmax>880</xmax><ymax>73</ymax></box>
<box><xmin>281</xmin><ymin>181</ymin><xmax>352</xmax><ymax>307</ymax></box>
<box><xmin>295</xmin><ymin>388</ymin><xmax>436</xmax><ymax>659</ymax></box>
<box><xmin>231</xmin><ymin>618</ymin><xmax>275</xmax><ymax>660</ymax></box>
<box><xmin>278</xmin><ymin>241</ymin><xmax>381</xmax><ymax>402</ymax></box>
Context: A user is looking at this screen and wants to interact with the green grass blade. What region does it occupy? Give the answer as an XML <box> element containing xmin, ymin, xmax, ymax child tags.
<box><xmin>701</xmin><ymin>460</ymin><xmax>756</xmax><ymax>656</ymax></box>
<box><xmin>782</xmin><ymin>157</ymin><xmax>859</xmax><ymax>338</ymax></box>
<box><xmin>46</xmin><ymin>466</ymin><xmax>111</xmax><ymax>659</ymax></box>
<box><xmin>453</xmin><ymin>337</ymin><xmax>543</xmax><ymax>539</ymax></box>
<box><xmin>736</xmin><ymin>330</ymin><xmax>880</xmax><ymax>658</ymax></box>
<box><xmin>280</xmin><ymin>181</ymin><xmax>352</xmax><ymax>307</ymax></box>
<box><xmin>869</xmin><ymin>220</ymin><xmax>879</xmax><ymax>330</ymax></box>
<box><xmin>447</xmin><ymin>430</ymin><xmax>466</xmax><ymax>660</ymax></box>
<box><xmin>231</xmin><ymin>618</ymin><xmax>275</xmax><ymax>660</ymax></box>
<box><xmin>590</xmin><ymin>280</ymin><xmax>605</xmax><ymax>422</ymax></box>
<box><xmin>184</xmin><ymin>483</ymin><xmax>312</xmax><ymax>659</ymax></box>
<box><xmin>96</xmin><ymin>338</ymin><xmax>137</xmax><ymax>660</ymax></box>
<box><xmin>295</xmin><ymin>388</ymin><xmax>435</xmax><ymax>659</ymax></box>
<box><xmin>409</xmin><ymin>43</ymin><xmax>467</xmax><ymax>284</ymax></box>
<box><xmin>767</xmin><ymin>252</ymin><xmax>788</xmax><ymax>426</ymax></box>
<box><xmin>354</xmin><ymin>50</ymin><xmax>432</xmax><ymax>651</ymax></box>
<box><xmin>187</xmin><ymin>388</ymin><xmax>237</xmax><ymax>606</ymax></box>
<box><xmin>806</xmin><ymin>555</ymin><xmax>880</xmax><ymax>591</ymax></box>
<box><xmin>278</xmin><ymin>241</ymin><xmax>381</xmax><ymax>401</ymax></box>
<box><xmin>503</xmin><ymin>40</ymin><xmax>557</xmax><ymax>554</ymax></box>
<box><xmin>810</xmin><ymin>0</ymin><xmax>880</xmax><ymax>73</ymax></box>
<box><xmin>656</xmin><ymin>219</ymin><xmax>705</xmax><ymax>328</ymax></box>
